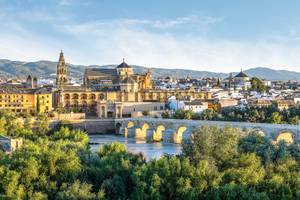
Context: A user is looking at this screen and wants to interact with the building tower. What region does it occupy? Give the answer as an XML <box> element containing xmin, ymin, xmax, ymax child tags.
<box><xmin>116</xmin><ymin>58</ymin><xmax>134</xmax><ymax>79</ymax></box>
<box><xmin>26</xmin><ymin>75</ymin><xmax>33</xmax><ymax>88</ymax></box>
<box><xmin>26</xmin><ymin>75</ymin><xmax>38</xmax><ymax>89</ymax></box>
<box><xmin>32</xmin><ymin>77</ymin><xmax>38</xmax><ymax>88</ymax></box>
<box><xmin>56</xmin><ymin>50</ymin><xmax>68</xmax><ymax>88</ymax></box>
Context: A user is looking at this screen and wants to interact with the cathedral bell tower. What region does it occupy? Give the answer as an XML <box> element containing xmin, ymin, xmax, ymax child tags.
<box><xmin>56</xmin><ymin>50</ymin><xmax>68</xmax><ymax>88</ymax></box>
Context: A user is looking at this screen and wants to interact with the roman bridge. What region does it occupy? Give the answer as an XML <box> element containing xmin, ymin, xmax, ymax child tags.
<box><xmin>115</xmin><ymin>118</ymin><xmax>300</xmax><ymax>144</ymax></box>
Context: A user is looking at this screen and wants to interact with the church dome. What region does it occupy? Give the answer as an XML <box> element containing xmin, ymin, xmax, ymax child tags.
<box><xmin>117</xmin><ymin>59</ymin><xmax>132</xmax><ymax>69</ymax></box>
<box><xmin>235</xmin><ymin>71</ymin><xmax>249</xmax><ymax>78</ymax></box>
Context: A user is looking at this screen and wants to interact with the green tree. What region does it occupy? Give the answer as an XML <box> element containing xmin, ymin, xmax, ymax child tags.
<box><xmin>203</xmin><ymin>184</ymin><xmax>269</xmax><ymax>200</ymax></box>
<box><xmin>161</xmin><ymin>111</ymin><xmax>170</xmax><ymax>119</ymax></box>
<box><xmin>223</xmin><ymin>153</ymin><xmax>265</xmax><ymax>186</ymax></box>
<box><xmin>173</xmin><ymin>109</ymin><xmax>193</xmax><ymax>120</ymax></box>
<box><xmin>200</xmin><ymin>109</ymin><xmax>218</xmax><ymax>120</ymax></box>
<box><xmin>251</xmin><ymin>77</ymin><xmax>267</xmax><ymax>92</ymax></box>
<box><xmin>132</xmin><ymin>157</ymin><xmax>221</xmax><ymax>199</ymax></box>
<box><xmin>268</xmin><ymin>112</ymin><xmax>282</xmax><ymax>124</ymax></box>
<box><xmin>36</xmin><ymin>113</ymin><xmax>49</xmax><ymax>136</ymax></box>
<box><xmin>182</xmin><ymin>126</ymin><xmax>242</xmax><ymax>168</ymax></box>
<box><xmin>238</xmin><ymin>133</ymin><xmax>274</xmax><ymax>165</ymax></box>
<box><xmin>56</xmin><ymin>180</ymin><xmax>96</xmax><ymax>200</ymax></box>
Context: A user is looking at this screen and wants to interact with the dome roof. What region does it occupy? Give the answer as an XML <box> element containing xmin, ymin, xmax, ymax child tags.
<box><xmin>117</xmin><ymin>59</ymin><xmax>132</xmax><ymax>69</ymax></box>
<box><xmin>235</xmin><ymin>71</ymin><xmax>249</xmax><ymax>78</ymax></box>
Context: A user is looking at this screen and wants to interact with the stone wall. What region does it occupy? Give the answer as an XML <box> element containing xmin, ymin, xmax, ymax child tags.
<box><xmin>52</xmin><ymin>112</ymin><xmax>86</xmax><ymax>120</ymax></box>
<box><xmin>50</xmin><ymin>119</ymin><xmax>116</xmax><ymax>134</ymax></box>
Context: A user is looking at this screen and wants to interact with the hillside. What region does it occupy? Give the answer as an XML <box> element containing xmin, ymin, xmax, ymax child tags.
<box><xmin>0</xmin><ymin>59</ymin><xmax>299</xmax><ymax>80</ymax></box>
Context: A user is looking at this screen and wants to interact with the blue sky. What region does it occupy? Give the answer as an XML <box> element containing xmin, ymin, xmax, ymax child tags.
<box><xmin>1</xmin><ymin>0</ymin><xmax>300</xmax><ymax>72</ymax></box>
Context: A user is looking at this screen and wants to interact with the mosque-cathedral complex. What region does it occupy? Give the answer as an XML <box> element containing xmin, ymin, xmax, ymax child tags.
<box><xmin>56</xmin><ymin>51</ymin><xmax>212</xmax><ymax>118</ymax></box>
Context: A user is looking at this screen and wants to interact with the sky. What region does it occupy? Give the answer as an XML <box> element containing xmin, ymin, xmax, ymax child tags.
<box><xmin>1</xmin><ymin>0</ymin><xmax>300</xmax><ymax>72</ymax></box>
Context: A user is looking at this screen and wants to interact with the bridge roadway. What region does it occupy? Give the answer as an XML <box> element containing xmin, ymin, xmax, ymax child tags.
<box><xmin>115</xmin><ymin>118</ymin><xmax>300</xmax><ymax>144</ymax></box>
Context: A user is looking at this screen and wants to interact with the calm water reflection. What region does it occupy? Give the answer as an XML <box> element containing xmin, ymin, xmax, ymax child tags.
<box><xmin>89</xmin><ymin>135</ymin><xmax>182</xmax><ymax>160</ymax></box>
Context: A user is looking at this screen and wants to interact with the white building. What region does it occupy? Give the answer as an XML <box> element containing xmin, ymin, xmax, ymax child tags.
<box><xmin>183</xmin><ymin>101</ymin><xmax>208</xmax><ymax>113</ymax></box>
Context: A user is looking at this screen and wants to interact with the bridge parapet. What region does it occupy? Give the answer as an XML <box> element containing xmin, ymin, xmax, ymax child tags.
<box><xmin>115</xmin><ymin>118</ymin><xmax>300</xmax><ymax>144</ymax></box>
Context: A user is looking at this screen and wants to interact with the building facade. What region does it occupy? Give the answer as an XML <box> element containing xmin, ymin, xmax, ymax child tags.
<box><xmin>56</xmin><ymin>53</ymin><xmax>212</xmax><ymax>118</ymax></box>
<box><xmin>0</xmin><ymin>86</ymin><xmax>53</xmax><ymax>114</ymax></box>
<box><xmin>0</xmin><ymin>135</ymin><xmax>23</xmax><ymax>153</ymax></box>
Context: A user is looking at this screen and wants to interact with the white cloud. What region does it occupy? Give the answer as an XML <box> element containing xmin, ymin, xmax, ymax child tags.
<box><xmin>1</xmin><ymin>14</ymin><xmax>300</xmax><ymax>73</ymax></box>
<box><xmin>59</xmin><ymin>17</ymin><xmax>300</xmax><ymax>72</ymax></box>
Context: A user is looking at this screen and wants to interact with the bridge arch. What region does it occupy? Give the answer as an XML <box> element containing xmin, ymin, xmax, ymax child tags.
<box><xmin>127</xmin><ymin>121</ymin><xmax>135</xmax><ymax>128</ymax></box>
<box><xmin>135</xmin><ymin>122</ymin><xmax>150</xmax><ymax>140</ymax></box>
<box><xmin>275</xmin><ymin>131</ymin><xmax>294</xmax><ymax>144</ymax></box>
<box><xmin>141</xmin><ymin>123</ymin><xmax>150</xmax><ymax>133</ymax></box>
<box><xmin>153</xmin><ymin>125</ymin><xmax>165</xmax><ymax>142</ymax></box>
<box><xmin>124</xmin><ymin>121</ymin><xmax>135</xmax><ymax>137</ymax></box>
<box><xmin>116</xmin><ymin>122</ymin><xmax>122</xmax><ymax>134</ymax></box>
<box><xmin>173</xmin><ymin>126</ymin><xmax>187</xmax><ymax>144</ymax></box>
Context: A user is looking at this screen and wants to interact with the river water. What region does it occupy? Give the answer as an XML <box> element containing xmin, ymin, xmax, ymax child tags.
<box><xmin>89</xmin><ymin>135</ymin><xmax>182</xmax><ymax>160</ymax></box>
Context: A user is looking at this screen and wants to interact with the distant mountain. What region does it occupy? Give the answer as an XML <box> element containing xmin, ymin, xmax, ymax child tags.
<box><xmin>0</xmin><ymin>59</ymin><xmax>299</xmax><ymax>81</ymax></box>
<box><xmin>243</xmin><ymin>67</ymin><xmax>300</xmax><ymax>81</ymax></box>
<box><xmin>0</xmin><ymin>59</ymin><xmax>85</xmax><ymax>79</ymax></box>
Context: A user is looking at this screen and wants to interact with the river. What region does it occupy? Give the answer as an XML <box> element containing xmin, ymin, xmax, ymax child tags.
<box><xmin>89</xmin><ymin>135</ymin><xmax>182</xmax><ymax>160</ymax></box>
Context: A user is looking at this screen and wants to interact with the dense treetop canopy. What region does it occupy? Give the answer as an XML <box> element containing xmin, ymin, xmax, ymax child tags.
<box><xmin>0</xmin><ymin>110</ymin><xmax>300</xmax><ymax>199</ymax></box>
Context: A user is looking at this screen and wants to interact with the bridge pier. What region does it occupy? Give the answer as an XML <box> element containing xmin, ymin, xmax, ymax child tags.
<box><xmin>146</xmin><ymin>129</ymin><xmax>156</xmax><ymax>141</ymax></box>
<box><xmin>173</xmin><ymin>126</ymin><xmax>187</xmax><ymax>144</ymax></box>
<box><xmin>163</xmin><ymin>129</ymin><xmax>175</xmax><ymax>143</ymax></box>
<box><xmin>153</xmin><ymin>125</ymin><xmax>165</xmax><ymax>142</ymax></box>
<box><xmin>127</xmin><ymin>127</ymin><xmax>136</xmax><ymax>138</ymax></box>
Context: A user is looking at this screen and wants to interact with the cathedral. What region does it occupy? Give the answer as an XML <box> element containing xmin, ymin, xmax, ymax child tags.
<box><xmin>83</xmin><ymin>58</ymin><xmax>152</xmax><ymax>92</ymax></box>
<box><xmin>56</xmin><ymin>51</ymin><xmax>211</xmax><ymax>118</ymax></box>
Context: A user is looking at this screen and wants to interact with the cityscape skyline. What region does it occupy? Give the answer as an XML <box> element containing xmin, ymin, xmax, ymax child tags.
<box><xmin>1</xmin><ymin>0</ymin><xmax>300</xmax><ymax>72</ymax></box>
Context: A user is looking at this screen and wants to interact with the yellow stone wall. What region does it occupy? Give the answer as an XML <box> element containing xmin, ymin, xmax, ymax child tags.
<box><xmin>0</xmin><ymin>93</ymin><xmax>35</xmax><ymax>112</ymax></box>
<box><xmin>0</xmin><ymin>92</ymin><xmax>52</xmax><ymax>114</ymax></box>
<box><xmin>35</xmin><ymin>93</ymin><xmax>53</xmax><ymax>112</ymax></box>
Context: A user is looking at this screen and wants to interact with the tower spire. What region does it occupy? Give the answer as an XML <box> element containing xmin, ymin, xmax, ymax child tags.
<box><xmin>56</xmin><ymin>50</ymin><xmax>68</xmax><ymax>88</ymax></box>
<box><xmin>59</xmin><ymin>50</ymin><xmax>65</xmax><ymax>62</ymax></box>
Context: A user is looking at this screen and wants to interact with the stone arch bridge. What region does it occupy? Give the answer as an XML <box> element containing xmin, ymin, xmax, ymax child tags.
<box><xmin>115</xmin><ymin>118</ymin><xmax>300</xmax><ymax>144</ymax></box>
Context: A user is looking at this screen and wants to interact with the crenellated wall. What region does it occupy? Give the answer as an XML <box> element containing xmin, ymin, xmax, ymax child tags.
<box><xmin>115</xmin><ymin>118</ymin><xmax>300</xmax><ymax>144</ymax></box>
